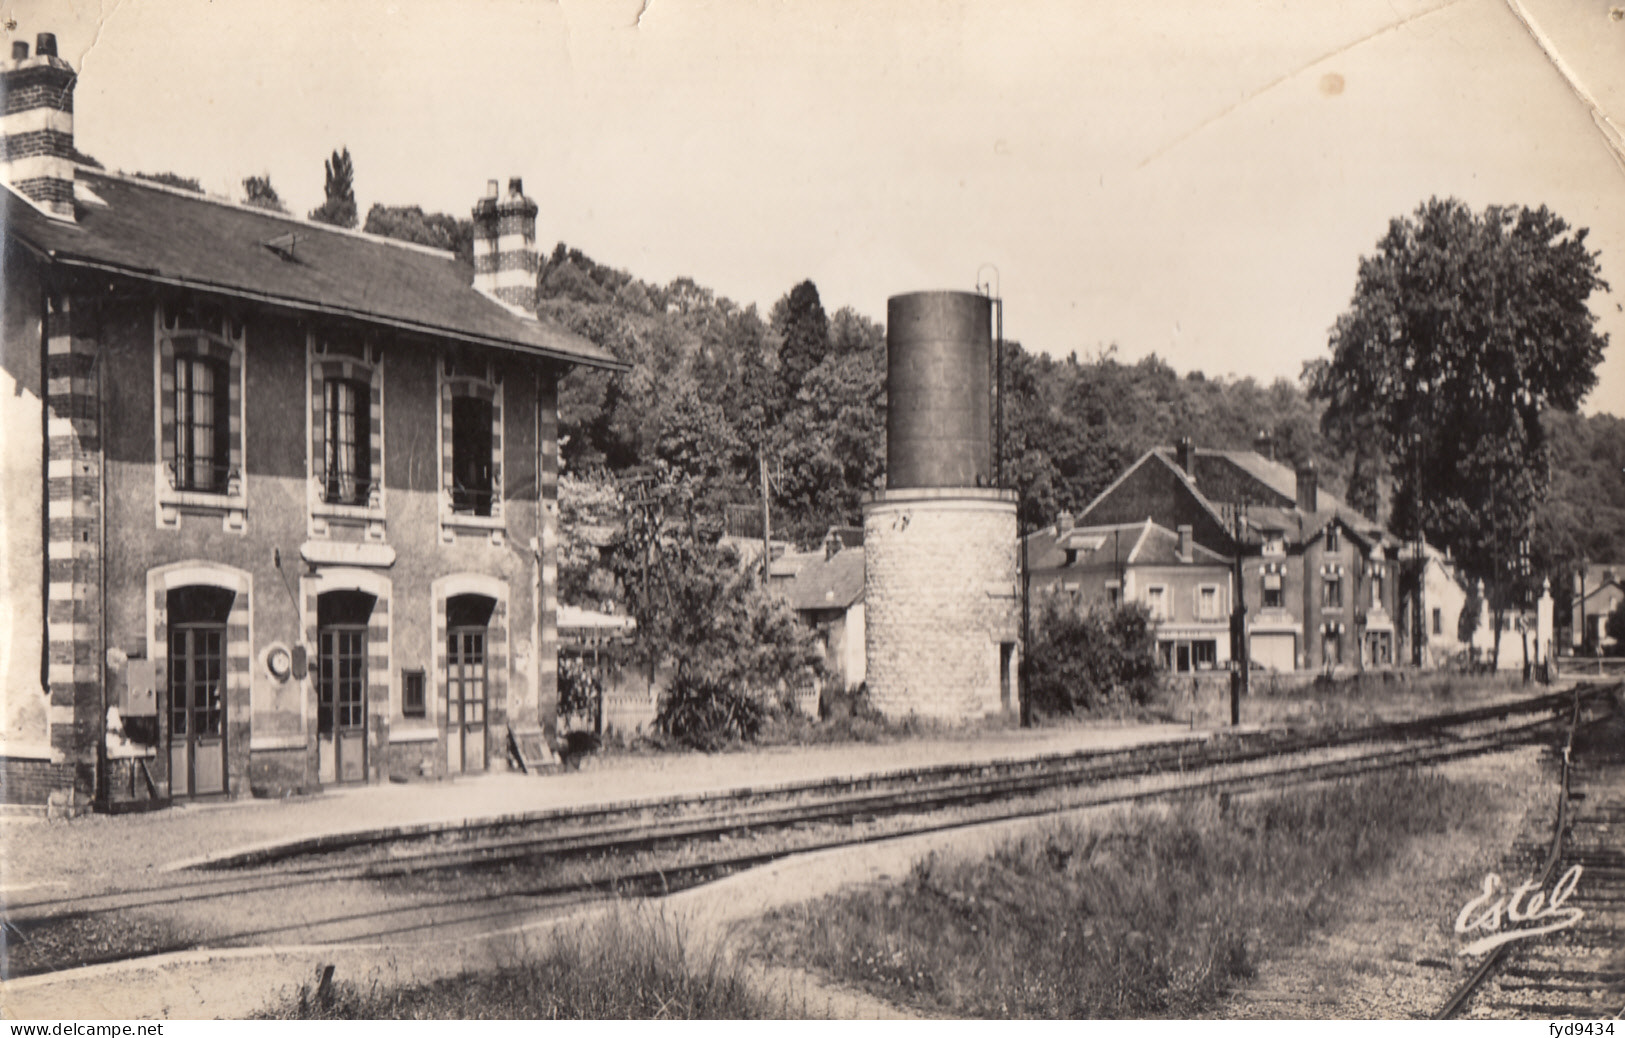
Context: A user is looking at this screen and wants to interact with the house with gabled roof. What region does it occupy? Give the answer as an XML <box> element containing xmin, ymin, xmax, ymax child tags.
<box><xmin>0</xmin><ymin>31</ymin><xmax>626</xmax><ymax>812</ymax></box>
<box><xmin>770</xmin><ymin>530</ymin><xmax>866</xmax><ymax>691</ymax></box>
<box><xmin>1073</xmin><ymin>438</ymin><xmax>1402</xmax><ymax>672</ymax></box>
<box><xmin>1024</xmin><ymin>515</ymin><xmax>1234</xmax><ymax>673</ymax></box>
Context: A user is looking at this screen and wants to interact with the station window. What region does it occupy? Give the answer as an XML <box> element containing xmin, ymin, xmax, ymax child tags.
<box><xmin>402</xmin><ymin>668</ymin><xmax>426</xmax><ymax>719</ymax></box>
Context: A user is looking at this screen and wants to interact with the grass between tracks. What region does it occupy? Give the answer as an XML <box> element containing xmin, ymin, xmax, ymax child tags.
<box><xmin>749</xmin><ymin>769</ymin><xmax>1496</xmax><ymax>1018</ymax></box>
<box><xmin>261</xmin><ymin>907</ymin><xmax>789</xmax><ymax>1019</ymax></box>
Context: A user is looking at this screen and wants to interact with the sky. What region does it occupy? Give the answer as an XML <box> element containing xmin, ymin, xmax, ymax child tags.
<box><xmin>8</xmin><ymin>0</ymin><xmax>1625</xmax><ymax>415</ymax></box>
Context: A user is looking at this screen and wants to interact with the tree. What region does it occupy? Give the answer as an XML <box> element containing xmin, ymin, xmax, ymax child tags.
<box><xmin>363</xmin><ymin>203</ymin><xmax>473</xmax><ymax>264</ymax></box>
<box><xmin>1308</xmin><ymin>198</ymin><xmax>1609</xmax><ymax>666</ymax></box>
<box><xmin>308</xmin><ymin>147</ymin><xmax>358</xmax><ymax>228</ymax></box>
<box><xmin>241</xmin><ymin>174</ymin><xmax>286</xmax><ymax>212</ymax></box>
<box><xmin>771</xmin><ymin>279</ymin><xmax>829</xmax><ymax>399</ymax></box>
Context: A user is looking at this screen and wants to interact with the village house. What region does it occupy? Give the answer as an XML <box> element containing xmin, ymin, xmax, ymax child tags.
<box><xmin>1073</xmin><ymin>439</ymin><xmax>1401</xmax><ymax>672</ymax></box>
<box><xmin>769</xmin><ymin>530</ymin><xmax>867</xmax><ymax>692</ymax></box>
<box><xmin>1572</xmin><ymin>564</ymin><xmax>1624</xmax><ymax>654</ymax></box>
<box><xmin>1023</xmin><ymin>515</ymin><xmax>1233</xmax><ymax>674</ymax></box>
<box><xmin>0</xmin><ymin>33</ymin><xmax>625</xmax><ymax>812</ymax></box>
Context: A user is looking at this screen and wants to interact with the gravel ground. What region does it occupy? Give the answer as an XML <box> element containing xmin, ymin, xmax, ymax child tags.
<box><xmin>1206</xmin><ymin>746</ymin><xmax>1557</xmax><ymax>1019</ymax></box>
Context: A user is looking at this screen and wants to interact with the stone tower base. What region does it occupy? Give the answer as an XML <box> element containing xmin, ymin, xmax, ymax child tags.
<box><xmin>862</xmin><ymin>488</ymin><xmax>1020</xmax><ymax>721</ymax></box>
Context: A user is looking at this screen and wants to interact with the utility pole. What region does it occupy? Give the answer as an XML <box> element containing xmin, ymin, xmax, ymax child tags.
<box><xmin>759</xmin><ymin>449</ymin><xmax>772</xmax><ymax>585</ymax></box>
<box><xmin>1229</xmin><ymin>499</ymin><xmax>1249</xmax><ymax>727</ymax></box>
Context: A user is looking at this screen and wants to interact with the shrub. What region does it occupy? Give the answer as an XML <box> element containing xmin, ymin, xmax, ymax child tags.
<box><xmin>655</xmin><ymin>673</ymin><xmax>767</xmax><ymax>751</ymax></box>
<box><xmin>1022</xmin><ymin>598</ymin><xmax>1159</xmax><ymax>716</ymax></box>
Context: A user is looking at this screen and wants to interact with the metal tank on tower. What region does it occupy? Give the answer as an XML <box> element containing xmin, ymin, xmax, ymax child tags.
<box><xmin>862</xmin><ymin>291</ymin><xmax>1021</xmax><ymax>721</ymax></box>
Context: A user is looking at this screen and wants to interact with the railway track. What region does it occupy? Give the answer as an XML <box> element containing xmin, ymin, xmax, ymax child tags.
<box><xmin>1438</xmin><ymin>684</ymin><xmax>1625</xmax><ymax>1020</ymax></box>
<box><xmin>3</xmin><ymin>685</ymin><xmax>1614</xmax><ymax>980</ymax></box>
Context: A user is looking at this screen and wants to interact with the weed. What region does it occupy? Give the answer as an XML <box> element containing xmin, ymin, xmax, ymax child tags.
<box><xmin>750</xmin><ymin>770</ymin><xmax>1488</xmax><ymax>1018</ymax></box>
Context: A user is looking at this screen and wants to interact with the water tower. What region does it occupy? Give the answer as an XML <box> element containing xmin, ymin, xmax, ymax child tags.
<box><xmin>862</xmin><ymin>291</ymin><xmax>1020</xmax><ymax>720</ymax></box>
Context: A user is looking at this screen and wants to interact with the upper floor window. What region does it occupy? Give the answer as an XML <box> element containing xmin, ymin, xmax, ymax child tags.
<box><xmin>1326</xmin><ymin>525</ymin><xmax>1340</xmax><ymax>553</ymax></box>
<box><xmin>324</xmin><ymin>378</ymin><xmax>373</xmax><ymax>506</ymax></box>
<box><xmin>1323</xmin><ymin>575</ymin><xmax>1343</xmax><ymax>608</ymax></box>
<box><xmin>1432</xmin><ymin>608</ymin><xmax>1443</xmax><ymax>636</ymax></box>
<box><xmin>308</xmin><ymin>337</ymin><xmax>385</xmax><ymax>537</ymax></box>
<box><xmin>1261</xmin><ymin>563</ymin><xmax>1284</xmax><ymax>609</ymax></box>
<box><xmin>1370</xmin><ymin>567</ymin><xmax>1385</xmax><ymax>610</ymax></box>
<box><xmin>440</xmin><ymin>350</ymin><xmax>504</xmax><ymax>537</ymax></box>
<box><xmin>154</xmin><ymin>301</ymin><xmax>246</xmax><ymax>531</ymax></box>
<box><xmin>1197</xmin><ymin>585</ymin><xmax>1221</xmax><ymax>620</ymax></box>
<box><xmin>173</xmin><ymin>354</ymin><xmax>230</xmax><ymax>493</ymax></box>
<box><xmin>451</xmin><ymin>394</ymin><xmax>495</xmax><ymax>516</ymax></box>
<box><xmin>1145</xmin><ymin>585</ymin><xmax>1168</xmax><ymax>620</ymax></box>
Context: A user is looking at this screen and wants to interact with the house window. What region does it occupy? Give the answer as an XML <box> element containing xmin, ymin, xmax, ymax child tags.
<box><xmin>1370</xmin><ymin>568</ymin><xmax>1384</xmax><ymax>610</ymax></box>
<box><xmin>1106</xmin><ymin>584</ymin><xmax>1121</xmax><ymax>607</ymax></box>
<box><xmin>451</xmin><ymin>394</ymin><xmax>495</xmax><ymax>516</ymax></box>
<box><xmin>1323</xmin><ymin>575</ymin><xmax>1343</xmax><ymax>609</ymax></box>
<box><xmin>1193</xmin><ymin>640</ymin><xmax>1217</xmax><ymax>670</ymax></box>
<box><xmin>324</xmin><ymin>379</ymin><xmax>372</xmax><ymax>506</ymax></box>
<box><xmin>173</xmin><ymin>354</ymin><xmax>230</xmax><ymax>493</ymax></box>
<box><xmin>154</xmin><ymin>302</ymin><xmax>246</xmax><ymax>530</ymax></box>
<box><xmin>402</xmin><ymin>668</ymin><xmax>426</xmax><ymax>719</ymax></box>
<box><xmin>1197</xmin><ymin>585</ymin><xmax>1221</xmax><ymax>620</ymax></box>
<box><xmin>1326</xmin><ymin>526</ymin><xmax>1340</xmax><ymax>553</ymax></box>
<box><xmin>1146</xmin><ymin>585</ymin><xmax>1168</xmax><ymax>620</ymax></box>
<box><xmin>1262</xmin><ymin>566</ymin><xmax>1283</xmax><ymax>610</ymax></box>
<box><xmin>440</xmin><ymin>356</ymin><xmax>504</xmax><ymax>534</ymax></box>
<box><xmin>1432</xmin><ymin>608</ymin><xmax>1443</xmax><ymax>636</ymax></box>
<box><xmin>309</xmin><ymin>338</ymin><xmax>385</xmax><ymax>534</ymax></box>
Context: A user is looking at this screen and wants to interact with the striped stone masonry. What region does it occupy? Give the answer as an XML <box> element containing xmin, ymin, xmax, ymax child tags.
<box><xmin>43</xmin><ymin>294</ymin><xmax>101</xmax><ymax>795</ymax></box>
<box><xmin>538</xmin><ymin>373</ymin><xmax>560</xmax><ymax>731</ymax></box>
<box><xmin>863</xmin><ymin>488</ymin><xmax>1020</xmax><ymax>721</ymax></box>
<box><xmin>1</xmin><ymin>49</ymin><xmax>76</xmax><ymax>219</ymax></box>
<box><xmin>471</xmin><ymin>177</ymin><xmax>540</xmax><ymax>310</ymax></box>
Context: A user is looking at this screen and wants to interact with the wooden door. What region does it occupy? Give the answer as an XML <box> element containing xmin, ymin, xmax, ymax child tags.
<box><xmin>169</xmin><ymin>625</ymin><xmax>227</xmax><ymax>797</ymax></box>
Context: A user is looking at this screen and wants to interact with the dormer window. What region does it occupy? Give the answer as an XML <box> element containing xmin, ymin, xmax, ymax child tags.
<box><xmin>1262</xmin><ymin>533</ymin><xmax>1286</xmax><ymax>556</ymax></box>
<box><xmin>1326</xmin><ymin>526</ymin><xmax>1340</xmax><ymax>553</ymax></box>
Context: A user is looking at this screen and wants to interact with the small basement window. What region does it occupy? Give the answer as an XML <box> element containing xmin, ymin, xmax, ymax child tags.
<box><xmin>402</xmin><ymin>668</ymin><xmax>426</xmax><ymax>719</ymax></box>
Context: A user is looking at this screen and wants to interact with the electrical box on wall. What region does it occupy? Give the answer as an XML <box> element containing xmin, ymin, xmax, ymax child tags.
<box><xmin>123</xmin><ymin>659</ymin><xmax>157</xmax><ymax>716</ymax></box>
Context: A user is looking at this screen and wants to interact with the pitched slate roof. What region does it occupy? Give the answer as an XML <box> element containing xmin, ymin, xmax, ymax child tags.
<box><xmin>2</xmin><ymin>170</ymin><xmax>625</xmax><ymax>369</ymax></box>
<box><xmin>1024</xmin><ymin>519</ymin><xmax>1229</xmax><ymax>572</ymax></box>
<box><xmin>772</xmin><ymin>547</ymin><xmax>866</xmax><ymax>612</ymax></box>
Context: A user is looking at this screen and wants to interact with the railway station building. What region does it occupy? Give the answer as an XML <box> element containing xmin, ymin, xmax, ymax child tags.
<box><xmin>0</xmin><ymin>33</ymin><xmax>625</xmax><ymax>812</ymax></box>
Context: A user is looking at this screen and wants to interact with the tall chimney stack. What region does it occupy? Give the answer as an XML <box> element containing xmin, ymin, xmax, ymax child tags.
<box><xmin>1295</xmin><ymin>461</ymin><xmax>1319</xmax><ymax>514</ymax></box>
<box><xmin>1</xmin><ymin>29</ymin><xmax>77</xmax><ymax>220</ymax></box>
<box><xmin>472</xmin><ymin>175</ymin><xmax>540</xmax><ymax>311</ymax></box>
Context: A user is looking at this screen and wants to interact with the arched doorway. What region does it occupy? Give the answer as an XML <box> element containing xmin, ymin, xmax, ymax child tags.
<box><xmin>446</xmin><ymin>593</ymin><xmax>495</xmax><ymax>774</ymax></box>
<box><xmin>167</xmin><ymin>585</ymin><xmax>235</xmax><ymax>797</ymax></box>
<box><xmin>317</xmin><ymin>589</ymin><xmax>376</xmax><ymax>784</ymax></box>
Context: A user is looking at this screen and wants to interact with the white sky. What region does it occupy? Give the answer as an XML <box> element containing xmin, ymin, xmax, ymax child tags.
<box><xmin>9</xmin><ymin>0</ymin><xmax>1625</xmax><ymax>416</ymax></box>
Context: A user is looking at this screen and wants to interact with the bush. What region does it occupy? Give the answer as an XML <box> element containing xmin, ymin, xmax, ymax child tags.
<box><xmin>655</xmin><ymin>673</ymin><xmax>768</xmax><ymax>751</ymax></box>
<box><xmin>1022</xmin><ymin>599</ymin><xmax>1159</xmax><ymax>716</ymax></box>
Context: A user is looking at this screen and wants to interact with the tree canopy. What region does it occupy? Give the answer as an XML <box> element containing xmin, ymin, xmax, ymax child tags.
<box><xmin>1308</xmin><ymin>197</ymin><xmax>1609</xmax><ymax>651</ymax></box>
<box><xmin>240</xmin><ymin>174</ymin><xmax>286</xmax><ymax>212</ymax></box>
<box><xmin>309</xmin><ymin>146</ymin><xmax>358</xmax><ymax>228</ymax></box>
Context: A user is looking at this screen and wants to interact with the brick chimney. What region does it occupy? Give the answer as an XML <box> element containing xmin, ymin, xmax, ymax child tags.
<box><xmin>472</xmin><ymin>176</ymin><xmax>540</xmax><ymax>310</ymax></box>
<box><xmin>1176</xmin><ymin>436</ymin><xmax>1194</xmax><ymax>475</ymax></box>
<box><xmin>1295</xmin><ymin>461</ymin><xmax>1319</xmax><ymax>513</ymax></box>
<box><xmin>1</xmin><ymin>32</ymin><xmax>77</xmax><ymax>220</ymax></box>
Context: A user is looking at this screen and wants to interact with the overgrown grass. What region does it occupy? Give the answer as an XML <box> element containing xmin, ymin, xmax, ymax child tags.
<box><xmin>261</xmin><ymin>909</ymin><xmax>786</xmax><ymax>1019</ymax></box>
<box><xmin>750</xmin><ymin>770</ymin><xmax>1489</xmax><ymax>1018</ymax></box>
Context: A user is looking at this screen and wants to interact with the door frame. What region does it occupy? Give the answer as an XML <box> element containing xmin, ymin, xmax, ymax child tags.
<box><xmin>168</xmin><ymin>621</ymin><xmax>228</xmax><ymax>797</ymax></box>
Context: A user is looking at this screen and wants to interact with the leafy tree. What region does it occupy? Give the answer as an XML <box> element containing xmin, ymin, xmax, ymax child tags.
<box><xmin>771</xmin><ymin>279</ymin><xmax>829</xmax><ymax>399</ymax></box>
<box><xmin>1308</xmin><ymin>198</ymin><xmax>1609</xmax><ymax>665</ymax></box>
<box><xmin>363</xmin><ymin>203</ymin><xmax>473</xmax><ymax>264</ymax></box>
<box><xmin>309</xmin><ymin>146</ymin><xmax>358</xmax><ymax>228</ymax></box>
<box><xmin>132</xmin><ymin>171</ymin><xmax>203</xmax><ymax>193</ymax></box>
<box><xmin>1022</xmin><ymin>598</ymin><xmax>1159</xmax><ymax>715</ymax></box>
<box><xmin>241</xmin><ymin>174</ymin><xmax>286</xmax><ymax>212</ymax></box>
